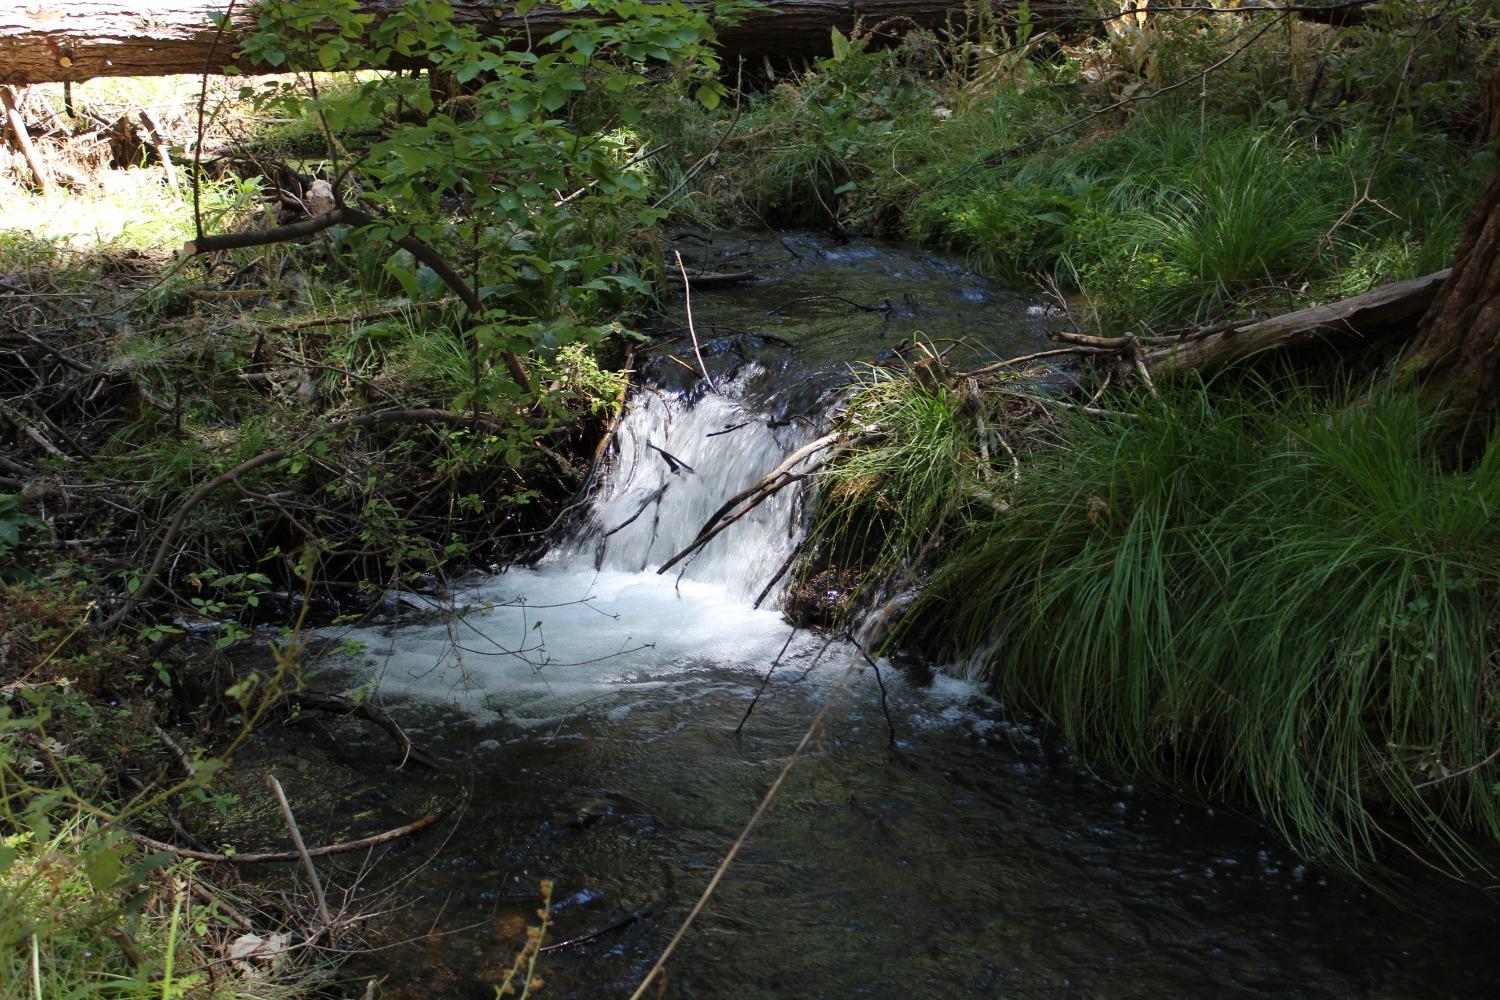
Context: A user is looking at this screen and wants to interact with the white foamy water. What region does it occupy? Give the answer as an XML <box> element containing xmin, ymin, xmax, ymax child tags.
<box><xmin>334</xmin><ymin>373</ymin><xmax>842</xmax><ymax>723</ymax></box>
<box><xmin>555</xmin><ymin>368</ymin><xmax>813</xmax><ymax>601</ymax></box>
<box><xmin>344</xmin><ymin>565</ymin><xmax>836</xmax><ymax>725</ymax></box>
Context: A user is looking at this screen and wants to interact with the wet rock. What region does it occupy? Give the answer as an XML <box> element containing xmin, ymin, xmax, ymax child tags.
<box><xmin>783</xmin><ymin>566</ymin><xmax>864</xmax><ymax>628</ymax></box>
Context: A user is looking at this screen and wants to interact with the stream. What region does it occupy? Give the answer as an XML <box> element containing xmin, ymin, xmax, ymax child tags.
<box><xmin>224</xmin><ymin>233</ymin><xmax>1498</xmax><ymax>999</ymax></box>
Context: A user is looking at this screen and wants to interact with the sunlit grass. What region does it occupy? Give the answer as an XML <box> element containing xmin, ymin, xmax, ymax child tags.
<box><xmin>0</xmin><ymin>170</ymin><xmax>261</xmax><ymax>258</ymax></box>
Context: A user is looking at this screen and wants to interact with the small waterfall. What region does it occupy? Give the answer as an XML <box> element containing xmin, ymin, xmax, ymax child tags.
<box><xmin>337</xmin><ymin>367</ymin><xmax>830</xmax><ymax>719</ymax></box>
<box><xmin>554</xmin><ymin>367</ymin><xmax>814</xmax><ymax>604</ymax></box>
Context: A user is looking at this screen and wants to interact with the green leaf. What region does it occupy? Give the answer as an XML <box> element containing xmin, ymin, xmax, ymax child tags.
<box><xmin>830</xmin><ymin>27</ymin><xmax>850</xmax><ymax>62</ymax></box>
<box><xmin>384</xmin><ymin>259</ymin><xmax>422</xmax><ymax>299</ymax></box>
<box><xmin>82</xmin><ymin>843</ymin><xmax>124</xmax><ymax>892</ymax></box>
<box><xmin>541</xmin><ymin>83</ymin><xmax>569</xmax><ymax>112</ymax></box>
<box><xmin>695</xmin><ymin>82</ymin><xmax>721</xmax><ymax>110</ymax></box>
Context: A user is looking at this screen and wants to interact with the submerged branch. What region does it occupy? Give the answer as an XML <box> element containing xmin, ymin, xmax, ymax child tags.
<box><xmin>131</xmin><ymin>812</ymin><xmax>443</xmax><ymax>864</ymax></box>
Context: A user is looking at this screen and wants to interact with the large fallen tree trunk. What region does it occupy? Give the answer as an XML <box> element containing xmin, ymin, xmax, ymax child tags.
<box><xmin>0</xmin><ymin>0</ymin><xmax>1055</xmax><ymax>84</ymax></box>
<box><xmin>0</xmin><ymin>1</ymin><xmax>1374</xmax><ymax>83</ymax></box>
<box><xmin>1143</xmin><ymin>269</ymin><xmax>1452</xmax><ymax>374</ymax></box>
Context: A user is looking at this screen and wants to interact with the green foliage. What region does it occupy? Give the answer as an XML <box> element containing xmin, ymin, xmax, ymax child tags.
<box><xmin>892</xmin><ymin>380</ymin><xmax>1500</xmax><ymax>875</ymax></box>
<box><xmin>0</xmin><ymin>495</ymin><xmax>47</xmax><ymax>581</ymax></box>
<box><xmin>640</xmin><ymin>3</ymin><xmax>1490</xmax><ymax>328</ymax></box>
<box><xmin>819</xmin><ymin>361</ymin><xmax>979</xmax><ymax>579</ymax></box>
<box><xmin>237</xmin><ymin>0</ymin><xmax>737</xmax><ymax>403</ymax></box>
<box><xmin>0</xmin><ymin>580</ymin><xmax>308</xmax><ymax>998</ymax></box>
<box><xmin>1070</xmin><ymin>127</ymin><xmax>1335</xmax><ymax>325</ymax></box>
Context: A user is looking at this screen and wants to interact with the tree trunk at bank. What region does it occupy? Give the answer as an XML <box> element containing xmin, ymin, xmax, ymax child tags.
<box><xmin>1401</xmin><ymin>165</ymin><xmax>1500</xmax><ymax>416</ymax></box>
<box><xmin>0</xmin><ymin>1</ymin><xmax>1037</xmax><ymax>83</ymax></box>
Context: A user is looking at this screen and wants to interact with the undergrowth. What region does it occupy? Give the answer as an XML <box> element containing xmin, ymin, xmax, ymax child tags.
<box><xmin>636</xmin><ymin>1</ymin><xmax>1493</xmax><ymax>331</ymax></box>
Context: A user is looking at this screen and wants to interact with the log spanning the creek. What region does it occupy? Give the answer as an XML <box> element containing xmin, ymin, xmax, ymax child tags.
<box><xmin>0</xmin><ymin>1</ymin><xmax>1065</xmax><ymax>84</ymax></box>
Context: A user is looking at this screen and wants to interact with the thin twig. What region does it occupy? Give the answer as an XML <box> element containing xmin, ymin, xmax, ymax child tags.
<box><xmin>852</xmin><ymin>641</ymin><xmax>898</xmax><ymax>750</ymax></box>
<box><xmin>737</xmin><ymin>629</ymin><xmax>798</xmax><ymax>734</ymax></box>
<box><xmin>1414</xmin><ymin>746</ymin><xmax>1500</xmax><ymax>790</ymax></box>
<box><xmin>673</xmin><ymin>250</ymin><xmax>717</xmax><ymax>394</ymax></box>
<box><xmin>651</xmin><ymin>107</ymin><xmax>742</xmax><ymax>210</ymax></box>
<box><xmin>1</xmin><ymin>86</ymin><xmax>52</xmax><ymax>195</ymax></box>
<box><xmin>958</xmin><ymin>346</ymin><xmax>1114</xmax><ymax>378</ymax></box>
<box><xmin>1125</xmin><ymin>333</ymin><xmax>1159</xmax><ymax>398</ymax></box>
<box><xmin>131</xmin><ymin>813</ymin><xmax>443</xmax><ymax>865</ymax></box>
<box><xmin>267</xmin><ymin>774</ymin><xmax>333</xmax><ymax>937</ymax></box>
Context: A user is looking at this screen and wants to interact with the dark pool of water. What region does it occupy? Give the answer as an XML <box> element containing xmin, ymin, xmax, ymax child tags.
<box><xmin>224</xmin><ymin>656</ymin><xmax>1497</xmax><ymax>1000</ymax></box>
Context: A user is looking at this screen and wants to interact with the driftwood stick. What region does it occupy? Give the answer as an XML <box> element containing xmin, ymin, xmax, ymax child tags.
<box><xmin>993</xmin><ymin>389</ymin><xmax>1140</xmax><ymax>422</ymax></box>
<box><xmin>138</xmin><ymin>108</ymin><xmax>179</xmax><ymax>195</ymax></box>
<box><xmin>736</xmin><ymin>629</ymin><xmax>798</xmax><ymax>734</ymax></box>
<box><xmin>1</xmin><ymin>86</ymin><xmax>50</xmax><ymax>195</ymax></box>
<box><xmin>852</xmin><ymin>641</ymin><xmax>898</xmax><ymax>750</ymax></box>
<box><xmin>130</xmin><ymin>812</ymin><xmax>442</xmax><ymax>864</ymax></box>
<box><xmin>673</xmin><ymin>251</ymin><xmax>718</xmax><ymax>394</ymax></box>
<box><xmin>700</xmin><ymin>430</ymin><xmax>841</xmax><ymax>529</ymax></box>
<box><xmin>187</xmin><ymin>877</ymin><xmax>254</xmax><ymax>932</ymax></box>
<box><xmin>663</xmin><ymin>270</ymin><xmax>759</xmax><ymax>288</ymax></box>
<box><xmin>267</xmin><ymin>774</ymin><xmax>333</xmax><ymax>936</ymax></box>
<box><xmin>539</xmin><ymin>909</ymin><xmax>648</xmax><ymax>954</ymax></box>
<box><xmin>153</xmin><ymin>725</ymin><xmax>197</xmax><ymax>778</ymax></box>
<box><xmin>1125</xmin><ymin>333</ymin><xmax>1159</xmax><ymax>398</ymax></box>
<box><xmin>752</xmin><ymin>535</ymin><xmax>808</xmax><ymax>610</ymax></box>
<box><xmin>656</xmin><ymin>430</ymin><xmax>859</xmax><ymax>574</ymax></box>
<box><xmin>657</xmin><ymin>469</ymin><xmax>814</xmax><ymax>574</ymax></box>
<box><xmin>105</xmin><ymin>928</ymin><xmax>152</xmax><ymax>973</ymax></box>
<box><xmin>287</xmin><ymin>692</ymin><xmax>442</xmax><ymax>770</ymax></box>
<box><xmin>652</xmin><ymin>104</ymin><xmax>741</xmax><ymax>211</ymax></box>
<box><xmin>958</xmin><ymin>345</ymin><xmax>1115</xmax><ymax>378</ymax></box>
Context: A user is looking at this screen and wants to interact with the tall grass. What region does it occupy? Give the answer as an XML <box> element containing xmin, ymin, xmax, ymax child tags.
<box><xmin>815</xmin><ymin>363</ymin><xmax>978</xmax><ymax>583</ymax></box>
<box><xmin>890</xmin><ymin>380</ymin><xmax>1500</xmax><ymax>875</ymax></box>
<box><xmin>0</xmin><ymin>818</ymin><xmax>307</xmax><ymax>999</ymax></box>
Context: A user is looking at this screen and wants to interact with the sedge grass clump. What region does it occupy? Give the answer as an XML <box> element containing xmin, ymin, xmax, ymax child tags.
<box><xmin>901</xmin><ymin>380</ymin><xmax>1500</xmax><ymax>875</ymax></box>
<box><xmin>814</xmin><ymin>361</ymin><xmax>981</xmax><ymax>584</ymax></box>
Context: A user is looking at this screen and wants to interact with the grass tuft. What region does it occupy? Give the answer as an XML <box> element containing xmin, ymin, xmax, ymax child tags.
<box><xmin>883</xmin><ymin>379</ymin><xmax>1500</xmax><ymax>875</ymax></box>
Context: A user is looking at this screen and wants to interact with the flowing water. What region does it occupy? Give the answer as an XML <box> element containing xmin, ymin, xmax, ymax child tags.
<box><xmin>226</xmin><ymin>233</ymin><xmax>1498</xmax><ymax>999</ymax></box>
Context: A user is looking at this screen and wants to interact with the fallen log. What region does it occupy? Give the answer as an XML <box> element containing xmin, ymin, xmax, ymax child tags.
<box><xmin>0</xmin><ymin>1</ymin><xmax>1048</xmax><ymax>84</ymax></box>
<box><xmin>0</xmin><ymin>2</ymin><xmax>1383</xmax><ymax>84</ymax></box>
<box><xmin>1144</xmin><ymin>269</ymin><xmax>1451</xmax><ymax>374</ymax></box>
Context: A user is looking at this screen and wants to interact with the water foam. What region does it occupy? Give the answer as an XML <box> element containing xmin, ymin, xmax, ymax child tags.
<box><xmin>334</xmin><ymin>372</ymin><xmax>838</xmax><ymax>722</ymax></box>
<box><xmin>555</xmin><ymin>366</ymin><xmax>813</xmax><ymax>601</ymax></box>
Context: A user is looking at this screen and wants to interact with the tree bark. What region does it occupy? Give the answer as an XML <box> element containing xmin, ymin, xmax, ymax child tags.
<box><xmin>0</xmin><ymin>1</ymin><xmax>1027</xmax><ymax>84</ymax></box>
<box><xmin>1401</xmin><ymin>165</ymin><xmax>1500</xmax><ymax>416</ymax></box>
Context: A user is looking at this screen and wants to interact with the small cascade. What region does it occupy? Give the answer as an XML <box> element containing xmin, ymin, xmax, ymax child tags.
<box><xmin>554</xmin><ymin>365</ymin><xmax>815</xmax><ymax>604</ymax></box>
<box><xmin>338</xmin><ymin>366</ymin><xmax>831</xmax><ymax>720</ymax></box>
